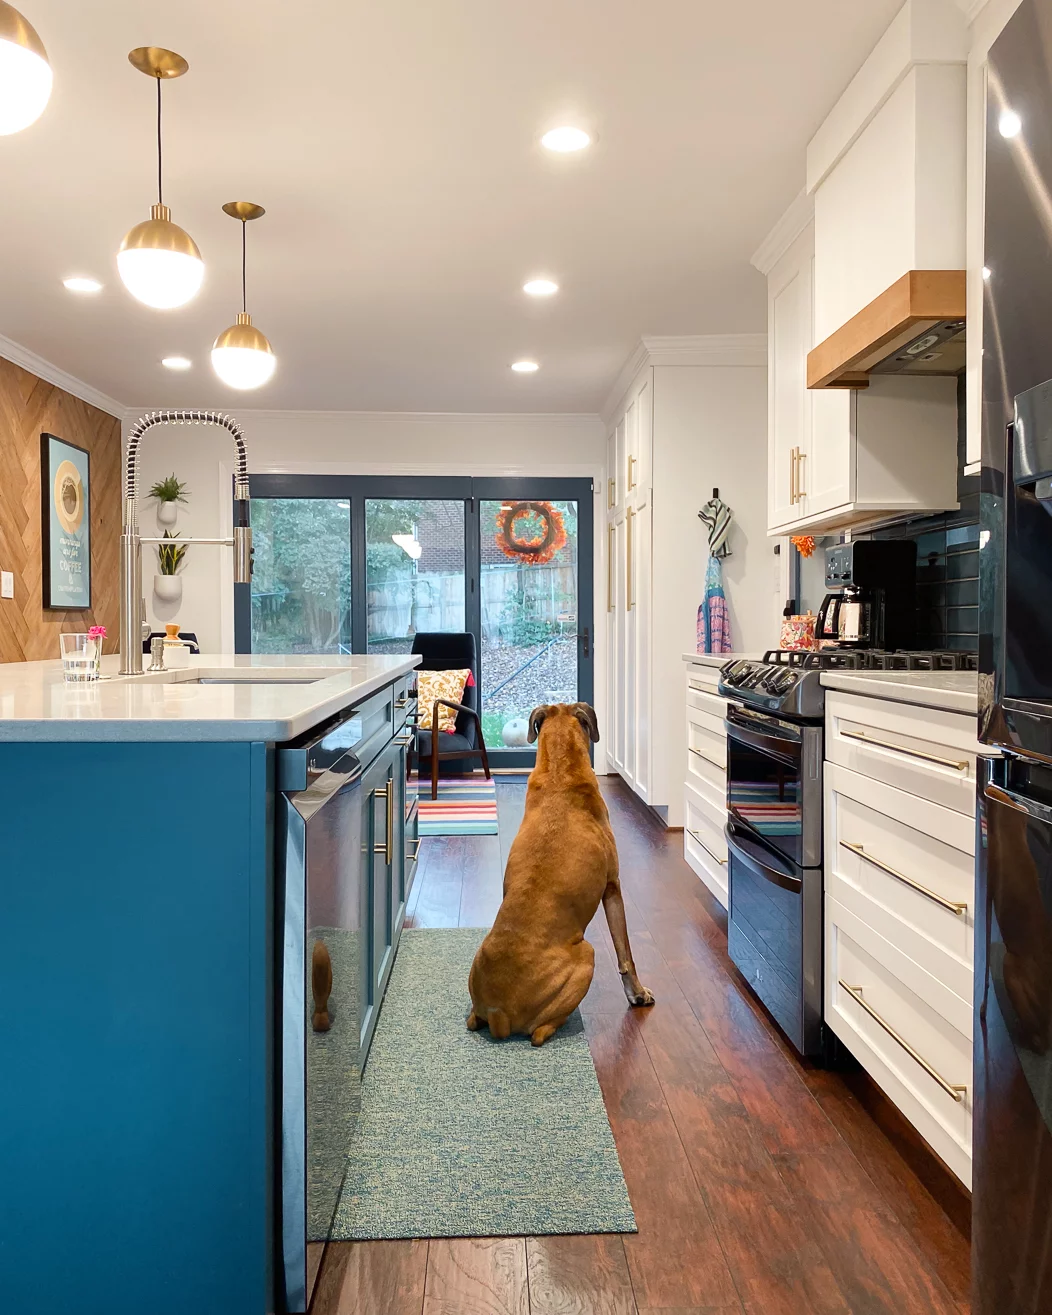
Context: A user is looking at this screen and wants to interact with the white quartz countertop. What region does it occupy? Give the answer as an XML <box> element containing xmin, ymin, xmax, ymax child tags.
<box><xmin>683</xmin><ymin>652</ymin><xmax>763</xmax><ymax>667</ymax></box>
<box><xmin>820</xmin><ymin>669</ymin><xmax>979</xmax><ymax>716</ymax></box>
<box><xmin>0</xmin><ymin>653</ymin><xmax>421</xmax><ymax>742</ymax></box>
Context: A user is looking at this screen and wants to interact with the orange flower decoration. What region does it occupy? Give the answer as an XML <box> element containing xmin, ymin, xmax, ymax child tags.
<box><xmin>791</xmin><ymin>535</ymin><xmax>817</xmax><ymax>558</ymax></box>
<box><xmin>495</xmin><ymin>501</ymin><xmax>568</xmax><ymax>565</ymax></box>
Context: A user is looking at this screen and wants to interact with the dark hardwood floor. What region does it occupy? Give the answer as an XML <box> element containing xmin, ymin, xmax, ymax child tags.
<box><xmin>312</xmin><ymin>776</ymin><xmax>971</xmax><ymax>1314</ymax></box>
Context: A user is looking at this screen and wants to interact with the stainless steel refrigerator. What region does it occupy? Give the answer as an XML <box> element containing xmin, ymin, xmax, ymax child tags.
<box><xmin>976</xmin><ymin>1</ymin><xmax>1052</xmax><ymax>1309</ymax></box>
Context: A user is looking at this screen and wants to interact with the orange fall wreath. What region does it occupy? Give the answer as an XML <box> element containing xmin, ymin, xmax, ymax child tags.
<box><xmin>494</xmin><ymin>500</ymin><xmax>567</xmax><ymax>565</ymax></box>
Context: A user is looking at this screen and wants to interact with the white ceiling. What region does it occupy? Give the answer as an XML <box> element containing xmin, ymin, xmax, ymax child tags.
<box><xmin>1</xmin><ymin>0</ymin><xmax>903</xmax><ymax>414</ymax></box>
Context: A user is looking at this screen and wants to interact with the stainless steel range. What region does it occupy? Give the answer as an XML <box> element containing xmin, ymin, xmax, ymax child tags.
<box><xmin>718</xmin><ymin>647</ymin><xmax>977</xmax><ymax>1059</ymax></box>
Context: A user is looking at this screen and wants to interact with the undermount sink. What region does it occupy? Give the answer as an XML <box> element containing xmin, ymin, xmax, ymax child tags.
<box><xmin>183</xmin><ymin>676</ymin><xmax>320</xmax><ymax>685</ymax></box>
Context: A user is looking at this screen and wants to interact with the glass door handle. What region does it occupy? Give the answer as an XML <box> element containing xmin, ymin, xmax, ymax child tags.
<box><xmin>575</xmin><ymin>626</ymin><xmax>590</xmax><ymax>658</ymax></box>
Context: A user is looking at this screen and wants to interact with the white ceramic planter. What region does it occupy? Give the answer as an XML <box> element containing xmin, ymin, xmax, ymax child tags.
<box><xmin>156</xmin><ymin>501</ymin><xmax>178</xmax><ymax>527</ymax></box>
<box><xmin>154</xmin><ymin>574</ymin><xmax>182</xmax><ymax>603</ymax></box>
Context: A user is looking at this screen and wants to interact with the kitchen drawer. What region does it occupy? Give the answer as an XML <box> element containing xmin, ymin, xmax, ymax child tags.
<box><xmin>825</xmin><ymin>762</ymin><xmax>974</xmax><ymax>1005</ymax></box>
<box><xmin>687</xmin><ymin>684</ymin><xmax>728</xmax><ymax>721</ymax></box>
<box><xmin>826</xmin><ymin>690</ymin><xmax>982</xmax><ymax>815</ymax></box>
<box><xmin>687</xmin><ymin>737</ymin><xmax>725</xmax><ymax>794</ymax></box>
<box><xmin>825</xmin><ymin>894</ymin><xmax>971</xmax><ymax>1186</ymax></box>
<box><xmin>684</xmin><ymin>782</ymin><xmax>728</xmax><ymax>908</ymax></box>
<box><xmin>685</xmin><ymin>662</ymin><xmax>724</xmax><ymax>695</ymax></box>
<box><xmin>687</xmin><ymin>717</ymin><xmax>726</xmax><ymax>771</ymax></box>
<box><xmin>688</xmin><ymin>702</ymin><xmax>727</xmax><ymax>741</ymax></box>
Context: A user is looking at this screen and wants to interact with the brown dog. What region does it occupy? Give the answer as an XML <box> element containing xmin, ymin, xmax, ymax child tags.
<box><xmin>467</xmin><ymin>702</ymin><xmax>654</xmax><ymax>1046</ymax></box>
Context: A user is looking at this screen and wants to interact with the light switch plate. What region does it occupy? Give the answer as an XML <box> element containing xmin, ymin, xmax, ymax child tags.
<box><xmin>0</xmin><ymin>571</ymin><xmax>13</xmax><ymax>599</ymax></box>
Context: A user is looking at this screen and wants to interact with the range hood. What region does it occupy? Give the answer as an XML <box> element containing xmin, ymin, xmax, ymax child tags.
<box><xmin>807</xmin><ymin>269</ymin><xmax>965</xmax><ymax>389</ymax></box>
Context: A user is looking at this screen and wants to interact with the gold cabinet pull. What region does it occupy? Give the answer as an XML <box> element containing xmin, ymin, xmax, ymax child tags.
<box><xmin>607</xmin><ymin>523</ymin><xmax>615</xmax><ymax>613</ymax></box>
<box><xmin>789</xmin><ymin>446</ymin><xmax>797</xmax><ymax>504</ymax></box>
<box><xmin>373</xmin><ymin>779</ymin><xmax>394</xmax><ymax>864</ymax></box>
<box><xmin>842</xmin><ymin>842</ymin><xmax>968</xmax><ymax>915</ymax></box>
<box><xmin>796</xmin><ymin>449</ymin><xmax>806</xmax><ymax>500</ymax></box>
<box><xmin>840</xmin><ymin>728</ymin><xmax>968</xmax><ymax>771</ymax></box>
<box><xmin>406</xmin><ymin>836</ymin><xmax>422</xmax><ymax>859</ymax></box>
<box><xmin>608</xmin><ymin>476</ymin><xmax>616</xmax><ymax>510</ymax></box>
<box><xmin>628</xmin><ymin>453</ymin><xmax>638</xmax><ymax>492</ymax></box>
<box><xmin>626</xmin><ymin>506</ymin><xmax>635</xmax><ymax>610</ymax></box>
<box><xmin>839</xmin><ymin>982</ymin><xmax>967</xmax><ymax>1103</ymax></box>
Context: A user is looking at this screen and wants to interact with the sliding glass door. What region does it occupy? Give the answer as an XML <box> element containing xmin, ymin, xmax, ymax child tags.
<box><xmin>240</xmin><ymin>476</ymin><xmax>593</xmax><ymax>765</ymax></box>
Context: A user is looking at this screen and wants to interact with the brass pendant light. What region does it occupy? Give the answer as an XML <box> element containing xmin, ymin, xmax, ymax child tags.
<box><xmin>0</xmin><ymin>2</ymin><xmax>52</xmax><ymax>134</ymax></box>
<box><xmin>211</xmin><ymin>202</ymin><xmax>276</xmax><ymax>390</ymax></box>
<box><xmin>117</xmin><ymin>47</ymin><xmax>204</xmax><ymax>310</ymax></box>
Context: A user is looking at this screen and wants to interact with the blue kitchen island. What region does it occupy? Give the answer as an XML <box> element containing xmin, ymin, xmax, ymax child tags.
<box><xmin>0</xmin><ymin>653</ymin><xmax>419</xmax><ymax>1315</ymax></box>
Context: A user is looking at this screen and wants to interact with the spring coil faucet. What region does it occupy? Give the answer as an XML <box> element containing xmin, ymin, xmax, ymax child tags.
<box><xmin>120</xmin><ymin>409</ymin><xmax>252</xmax><ymax>675</ymax></box>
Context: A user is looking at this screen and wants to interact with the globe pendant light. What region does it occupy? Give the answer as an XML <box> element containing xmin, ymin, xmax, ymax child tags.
<box><xmin>117</xmin><ymin>48</ymin><xmax>203</xmax><ymax>309</ymax></box>
<box><xmin>211</xmin><ymin>202</ymin><xmax>276</xmax><ymax>390</ymax></box>
<box><xmin>0</xmin><ymin>3</ymin><xmax>52</xmax><ymax>134</ymax></box>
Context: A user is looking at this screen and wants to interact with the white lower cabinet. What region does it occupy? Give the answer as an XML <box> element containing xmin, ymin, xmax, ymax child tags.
<box><xmin>822</xmin><ymin>689</ymin><xmax>984</xmax><ymax>1187</ymax></box>
<box><xmin>683</xmin><ymin>658</ymin><xmax>730</xmax><ymax>909</ymax></box>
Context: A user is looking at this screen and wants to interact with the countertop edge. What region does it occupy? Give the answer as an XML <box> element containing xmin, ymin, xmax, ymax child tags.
<box><xmin>0</xmin><ymin>655</ymin><xmax>421</xmax><ymax>743</ymax></box>
<box><xmin>819</xmin><ymin>670</ymin><xmax>978</xmax><ymax>716</ymax></box>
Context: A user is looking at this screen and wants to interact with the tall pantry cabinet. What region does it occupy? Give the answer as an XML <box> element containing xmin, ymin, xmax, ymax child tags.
<box><xmin>603</xmin><ymin>338</ymin><xmax>772</xmax><ymax>830</ymax></box>
<box><xmin>605</xmin><ymin>369</ymin><xmax>652</xmax><ymax>803</ymax></box>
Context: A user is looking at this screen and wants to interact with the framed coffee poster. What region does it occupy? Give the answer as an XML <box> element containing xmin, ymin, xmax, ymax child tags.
<box><xmin>41</xmin><ymin>432</ymin><xmax>91</xmax><ymax>609</ymax></box>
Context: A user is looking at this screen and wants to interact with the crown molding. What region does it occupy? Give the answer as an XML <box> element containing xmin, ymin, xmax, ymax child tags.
<box><xmin>120</xmin><ymin>406</ymin><xmax>604</xmax><ymax>428</ymax></box>
<box><xmin>0</xmin><ymin>333</ymin><xmax>125</xmax><ymax>419</ymax></box>
<box><xmin>750</xmin><ymin>190</ymin><xmax>815</xmax><ymax>275</ymax></box>
<box><xmin>602</xmin><ymin>334</ymin><xmax>767</xmax><ymax>425</ymax></box>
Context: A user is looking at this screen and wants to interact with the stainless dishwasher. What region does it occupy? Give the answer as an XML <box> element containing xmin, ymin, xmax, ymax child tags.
<box><xmin>277</xmin><ymin>714</ymin><xmax>367</xmax><ymax>1314</ymax></box>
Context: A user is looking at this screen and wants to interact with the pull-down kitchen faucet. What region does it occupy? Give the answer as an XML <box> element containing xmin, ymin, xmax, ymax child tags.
<box><xmin>119</xmin><ymin>409</ymin><xmax>253</xmax><ymax>675</ymax></box>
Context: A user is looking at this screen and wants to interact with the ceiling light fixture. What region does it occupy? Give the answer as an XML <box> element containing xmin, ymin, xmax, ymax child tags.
<box><xmin>161</xmin><ymin>355</ymin><xmax>191</xmax><ymax>370</ymax></box>
<box><xmin>0</xmin><ymin>2</ymin><xmax>51</xmax><ymax>135</ymax></box>
<box><xmin>523</xmin><ymin>278</ymin><xmax>558</xmax><ymax>296</ymax></box>
<box><xmin>511</xmin><ymin>360</ymin><xmax>539</xmax><ymax>373</ymax></box>
<box><xmin>541</xmin><ymin>126</ymin><xmax>591</xmax><ymax>153</ymax></box>
<box><xmin>63</xmin><ymin>276</ymin><xmax>102</xmax><ymax>293</ymax></box>
<box><xmin>211</xmin><ymin>201</ymin><xmax>276</xmax><ymax>391</ymax></box>
<box><xmin>117</xmin><ymin>48</ymin><xmax>204</xmax><ymax>309</ymax></box>
<box><xmin>999</xmin><ymin>108</ymin><xmax>1022</xmax><ymax>139</ymax></box>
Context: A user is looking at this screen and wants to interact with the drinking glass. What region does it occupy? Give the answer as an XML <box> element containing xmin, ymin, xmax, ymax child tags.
<box><xmin>60</xmin><ymin>633</ymin><xmax>99</xmax><ymax>682</ymax></box>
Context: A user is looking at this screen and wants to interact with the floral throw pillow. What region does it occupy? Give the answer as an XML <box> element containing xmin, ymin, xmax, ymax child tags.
<box><xmin>417</xmin><ymin>668</ymin><xmax>471</xmax><ymax>734</ymax></box>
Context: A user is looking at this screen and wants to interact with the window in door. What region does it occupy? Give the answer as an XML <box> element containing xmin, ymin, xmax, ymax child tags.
<box><xmin>364</xmin><ymin>499</ymin><xmax>465</xmax><ymax>653</ymax></box>
<box><xmin>478</xmin><ymin>498</ymin><xmax>580</xmax><ymax>750</ymax></box>
<box><xmin>249</xmin><ymin>497</ymin><xmax>351</xmax><ymax>654</ymax></box>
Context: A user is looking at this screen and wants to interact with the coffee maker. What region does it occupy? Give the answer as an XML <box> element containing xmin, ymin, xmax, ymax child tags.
<box><xmin>815</xmin><ymin>541</ymin><xmax>917</xmax><ymax>650</ymax></box>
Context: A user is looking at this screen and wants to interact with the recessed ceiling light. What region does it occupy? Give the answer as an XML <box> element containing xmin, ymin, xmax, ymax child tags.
<box><xmin>161</xmin><ymin>355</ymin><xmax>192</xmax><ymax>370</ymax></box>
<box><xmin>511</xmin><ymin>360</ymin><xmax>539</xmax><ymax>373</ymax></box>
<box><xmin>541</xmin><ymin>126</ymin><xmax>591</xmax><ymax>153</ymax></box>
<box><xmin>523</xmin><ymin>278</ymin><xmax>558</xmax><ymax>297</ymax></box>
<box><xmin>999</xmin><ymin>108</ymin><xmax>1022</xmax><ymax>138</ymax></box>
<box><xmin>63</xmin><ymin>276</ymin><xmax>102</xmax><ymax>293</ymax></box>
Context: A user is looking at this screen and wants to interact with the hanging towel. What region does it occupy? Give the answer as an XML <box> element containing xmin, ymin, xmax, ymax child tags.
<box><xmin>699</xmin><ymin>554</ymin><xmax>733</xmax><ymax>654</ymax></box>
<box><xmin>697</xmin><ymin>494</ymin><xmax>734</xmax><ymax>654</ymax></box>
<box><xmin>698</xmin><ymin>496</ymin><xmax>733</xmax><ymax>558</ymax></box>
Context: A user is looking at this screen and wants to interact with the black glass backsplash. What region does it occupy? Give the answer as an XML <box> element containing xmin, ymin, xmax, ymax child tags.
<box><xmin>866</xmin><ymin>510</ymin><xmax>980</xmax><ymax>651</ymax></box>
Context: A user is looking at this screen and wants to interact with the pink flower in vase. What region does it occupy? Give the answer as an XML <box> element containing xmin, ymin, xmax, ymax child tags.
<box><xmin>88</xmin><ymin>626</ymin><xmax>107</xmax><ymax>639</ymax></box>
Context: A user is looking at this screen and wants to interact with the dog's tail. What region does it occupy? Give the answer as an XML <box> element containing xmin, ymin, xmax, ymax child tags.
<box><xmin>487</xmin><ymin>1008</ymin><xmax>511</xmax><ymax>1040</ymax></box>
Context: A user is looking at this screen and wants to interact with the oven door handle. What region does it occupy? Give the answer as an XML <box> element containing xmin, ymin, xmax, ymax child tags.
<box><xmin>725</xmin><ymin>819</ymin><xmax>803</xmax><ymax>895</ymax></box>
<box><xmin>724</xmin><ymin>712</ymin><xmax>801</xmax><ymax>768</ymax></box>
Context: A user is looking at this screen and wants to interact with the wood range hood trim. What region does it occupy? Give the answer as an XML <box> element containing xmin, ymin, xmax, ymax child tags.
<box><xmin>806</xmin><ymin>270</ymin><xmax>966</xmax><ymax>390</ymax></box>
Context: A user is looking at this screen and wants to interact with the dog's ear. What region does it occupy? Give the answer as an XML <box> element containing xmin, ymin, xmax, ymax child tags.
<box><xmin>527</xmin><ymin>706</ymin><xmax>550</xmax><ymax>744</ymax></box>
<box><xmin>573</xmin><ymin>703</ymin><xmax>600</xmax><ymax>743</ymax></box>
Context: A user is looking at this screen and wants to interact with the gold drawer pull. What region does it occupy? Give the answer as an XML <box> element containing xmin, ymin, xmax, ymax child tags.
<box><xmin>842</xmin><ymin>842</ymin><xmax>968</xmax><ymax>915</ymax></box>
<box><xmin>841</xmin><ymin>728</ymin><xmax>968</xmax><ymax>771</ymax></box>
<box><xmin>839</xmin><ymin>982</ymin><xmax>967</xmax><ymax>1102</ymax></box>
<box><xmin>686</xmin><ymin>829</ymin><xmax>727</xmax><ymax>865</ymax></box>
<box><xmin>406</xmin><ymin>837</ymin><xmax>422</xmax><ymax>859</ymax></box>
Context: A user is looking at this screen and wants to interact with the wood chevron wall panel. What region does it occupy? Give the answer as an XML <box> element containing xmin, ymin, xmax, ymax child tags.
<box><xmin>0</xmin><ymin>356</ymin><xmax>121</xmax><ymax>664</ymax></box>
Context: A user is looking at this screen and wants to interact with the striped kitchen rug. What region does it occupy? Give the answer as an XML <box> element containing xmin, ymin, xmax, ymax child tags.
<box><xmin>417</xmin><ymin>775</ymin><xmax>498</xmax><ymax>836</ymax></box>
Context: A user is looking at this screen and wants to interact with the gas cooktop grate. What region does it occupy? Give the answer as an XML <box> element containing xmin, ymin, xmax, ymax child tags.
<box><xmin>761</xmin><ymin>649</ymin><xmax>977</xmax><ymax>672</ymax></box>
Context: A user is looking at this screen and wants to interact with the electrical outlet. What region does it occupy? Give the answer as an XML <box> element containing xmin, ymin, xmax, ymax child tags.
<box><xmin>0</xmin><ymin>571</ymin><xmax>13</xmax><ymax>600</ymax></box>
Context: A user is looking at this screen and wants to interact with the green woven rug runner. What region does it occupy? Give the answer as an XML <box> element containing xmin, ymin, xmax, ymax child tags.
<box><xmin>331</xmin><ymin>927</ymin><xmax>636</xmax><ymax>1239</ymax></box>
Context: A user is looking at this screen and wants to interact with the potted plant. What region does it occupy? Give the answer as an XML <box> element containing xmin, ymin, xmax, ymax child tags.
<box><xmin>148</xmin><ymin>473</ymin><xmax>189</xmax><ymax>527</ymax></box>
<box><xmin>154</xmin><ymin>530</ymin><xmax>188</xmax><ymax>603</ymax></box>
